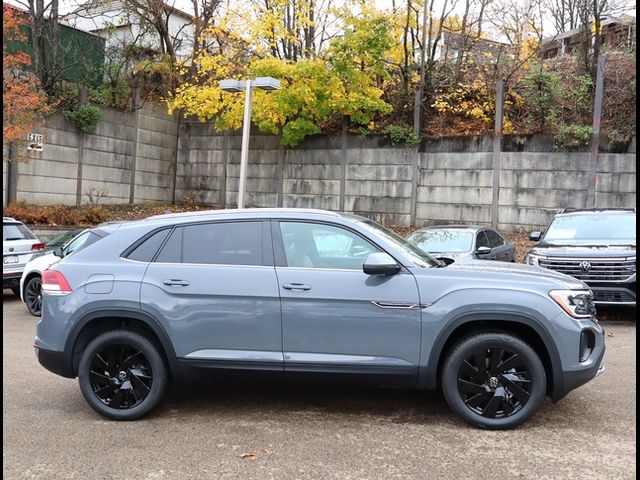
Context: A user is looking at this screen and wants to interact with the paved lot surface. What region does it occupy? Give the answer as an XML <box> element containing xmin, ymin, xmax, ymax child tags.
<box><xmin>2</xmin><ymin>292</ymin><xmax>636</xmax><ymax>480</ymax></box>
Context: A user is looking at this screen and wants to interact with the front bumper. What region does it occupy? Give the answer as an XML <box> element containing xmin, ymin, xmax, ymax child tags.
<box><xmin>588</xmin><ymin>282</ymin><xmax>636</xmax><ymax>306</ymax></box>
<box><xmin>555</xmin><ymin>343</ymin><xmax>606</xmax><ymax>400</ymax></box>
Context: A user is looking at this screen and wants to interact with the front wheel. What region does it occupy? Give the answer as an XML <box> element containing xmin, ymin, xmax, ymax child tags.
<box><xmin>24</xmin><ymin>276</ymin><xmax>43</xmax><ymax>316</ymax></box>
<box><xmin>78</xmin><ymin>330</ymin><xmax>169</xmax><ymax>420</ymax></box>
<box><xmin>441</xmin><ymin>332</ymin><xmax>546</xmax><ymax>429</ymax></box>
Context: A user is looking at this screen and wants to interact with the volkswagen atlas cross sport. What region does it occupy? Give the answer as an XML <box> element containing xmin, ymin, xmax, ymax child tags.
<box><xmin>35</xmin><ymin>209</ymin><xmax>605</xmax><ymax>429</ymax></box>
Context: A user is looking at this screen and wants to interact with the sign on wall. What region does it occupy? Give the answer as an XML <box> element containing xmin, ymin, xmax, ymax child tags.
<box><xmin>27</xmin><ymin>133</ymin><xmax>44</xmax><ymax>152</ymax></box>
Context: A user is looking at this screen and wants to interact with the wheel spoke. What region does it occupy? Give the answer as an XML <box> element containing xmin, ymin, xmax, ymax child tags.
<box><xmin>457</xmin><ymin>378</ymin><xmax>487</xmax><ymax>394</ymax></box>
<box><xmin>130</xmin><ymin>370</ymin><xmax>151</xmax><ymax>390</ymax></box>
<box><xmin>95</xmin><ymin>354</ymin><xmax>109</xmax><ymax>370</ymax></box>
<box><xmin>472</xmin><ymin>349</ymin><xmax>488</xmax><ymax>374</ymax></box>
<box><xmin>500</xmin><ymin>374</ymin><xmax>531</xmax><ymax>405</ymax></box>
<box><xmin>109</xmin><ymin>389</ymin><xmax>126</xmax><ymax>409</ymax></box>
<box><xmin>90</xmin><ymin>370</ymin><xmax>111</xmax><ymax>386</ymax></box>
<box><xmin>500</xmin><ymin>397</ymin><xmax>515</xmax><ymax>415</ymax></box>
<box><xmin>488</xmin><ymin>348</ymin><xmax>503</xmax><ymax>373</ymax></box>
<box><xmin>460</xmin><ymin>360</ymin><xmax>483</xmax><ymax>380</ymax></box>
<box><xmin>122</xmin><ymin>351</ymin><xmax>143</xmax><ymax>369</ymax></box>
<box><xmin>94</xmin><ymin>383</ymin><xmax>116</xmax><ymax>398</ymax></box>
<box><xmin>465</xmin><ymin>391</ymin><xmax>493</xmax><ymax>409</ymax></box>
<box><xmin>482</xmin><ymin>394</ymin><xmax>502</xmax><ymax>418</ymax></box>
<box><xmin>496</xmin><ymin>353</ymin><xmax>520</xmax><ymax>372</ymax></box>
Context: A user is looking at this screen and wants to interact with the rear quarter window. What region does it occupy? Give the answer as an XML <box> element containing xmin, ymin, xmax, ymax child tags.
<box><xmin>125</xmin><ymin>229</ymin><xmax>171</xmax><ymax>262</ymax></box>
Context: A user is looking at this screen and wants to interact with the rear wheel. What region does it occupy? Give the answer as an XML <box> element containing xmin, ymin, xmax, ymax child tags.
<box><xmin>24</xmin><ymin>276</ymin><xmax>43</xmax><ymax>316</ymax></box>
<box><xmin>441</xmin><ymin>332</ymin><xmax>546</xmax><ymax>429</ymax></box>
<box><xmin>78</xmin><ymin>330</ymin><xmax>169</xmax><ymax>420</ymax></box>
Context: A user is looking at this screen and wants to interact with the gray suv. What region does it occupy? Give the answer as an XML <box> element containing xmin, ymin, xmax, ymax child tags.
<box><xmin>35</xmin><ymin>209</ymin><xmax>605</xmax><ymax>429</ymax></box>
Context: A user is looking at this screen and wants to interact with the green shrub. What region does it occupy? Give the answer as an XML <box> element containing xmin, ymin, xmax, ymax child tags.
<box><xmin>554</xmin><ymin>124</ymin><xmax>592</xmax><ymax>147</ymax></box>
<box><xmin>63</xmin><ymin>105</ymin><xmax>103</xmax><ymax>133</ymax></box>
<box><xmin>382</xmin><ymin>123</ymin><xmax>419</xmax><ymax>147</ymax></box>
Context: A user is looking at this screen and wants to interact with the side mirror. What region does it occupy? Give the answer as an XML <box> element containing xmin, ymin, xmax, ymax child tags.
<box><xmin>363</xmin><ymin>252</ymin><xmax>401</xmax><ymax>276</ymax></box>
<box><xmin>475</xmin><ymin>246</ymin><xmax>492</xmax><ymax>256</ymax></box>
<box><xmin>53</xmin><ymin>246</ymin><xmax>64</xmax><ymax>258</ymax></box>
<box><xmin>529</xmin><ymin>231</ymin><xmax>542</xmax><ymax>242</ymax></box>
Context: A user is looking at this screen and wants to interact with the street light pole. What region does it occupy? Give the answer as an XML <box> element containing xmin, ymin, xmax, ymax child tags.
<box><xmin>237</xmin><ymin>80</ymin><xmax>253</xmax><ymax>209</ymax></box>
<box><xmin>219</xmin><ymin>77</ymin><xmax>280</xmax><ymax>209</ymax></box>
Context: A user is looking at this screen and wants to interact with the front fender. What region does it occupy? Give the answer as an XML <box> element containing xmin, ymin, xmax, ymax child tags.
<box><xmin>418</xmin><ymin>288</ymin><xmax>564</xmax><ymax>398</ymax></box>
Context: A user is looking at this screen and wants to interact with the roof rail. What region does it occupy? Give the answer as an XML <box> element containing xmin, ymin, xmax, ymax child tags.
<box><xmin>558</xmin><ymin>207</ymin><xmax>636</xmax><ymax>214</ymax></box>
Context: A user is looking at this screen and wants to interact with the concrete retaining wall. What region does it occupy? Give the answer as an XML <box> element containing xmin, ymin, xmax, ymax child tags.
<box><xmin>3</xmin><ymin>105</ymin><xmax>636</xmax><ymax>231</ymax></box>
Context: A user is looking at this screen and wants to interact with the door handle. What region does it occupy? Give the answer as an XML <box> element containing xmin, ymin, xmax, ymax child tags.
<box><xmin>282</xmin><ymin>283</ymin><xmax>311</xmax><ymax>291</ymax></box>
<box><xmin>163</xmin><ymin>279</ymin><xmax>190</xmax><ymax>286</ymax></box>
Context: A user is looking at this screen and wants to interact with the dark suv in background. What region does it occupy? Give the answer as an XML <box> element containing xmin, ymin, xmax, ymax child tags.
<box><xmin>525</xmin><ymin>208</ymin><xmax>636</xmax><ymax>306</ymax></box>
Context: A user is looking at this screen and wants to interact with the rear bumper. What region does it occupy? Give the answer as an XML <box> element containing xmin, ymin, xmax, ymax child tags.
<box><xmin>34</xmin><ymin>344</ymin><xmax>74</xmax><ymax>378</ymax></box>
<box><xmin>3</xmin><ymin>271</ymin><xmax>23</xmax><ymax>288</ymax></box>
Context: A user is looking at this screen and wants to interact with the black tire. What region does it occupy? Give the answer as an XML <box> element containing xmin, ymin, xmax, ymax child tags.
<box><xmin>10</xmin><ymin>286</ymin><xmax>21</xmax><ymax>297</ymax></box>
<box><xmin>78</xmin><ymin>330</ymin><xmax>169</xmax><ymax>420</ymax></box>
<box><xmin>441</xmin><ymin>332</ymin><xmax>546</xmax><ymax>430</ymax></box>
<box><xmin>24</xmin><ymin>276</ymin><xmax>43</xmax><ymax>317</ymax></box>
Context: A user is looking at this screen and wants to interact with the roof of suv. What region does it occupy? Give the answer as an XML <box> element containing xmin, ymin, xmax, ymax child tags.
<box><xmin>414</xmin><ymin>225</ymin><xmax>494</xmax><ymax>232</ymax></box>
<box><xmin>145</xmin><ymin>208</ymin><xmax>343</xmax><ymax>221</ymax></box>
<box><xmin>557</xmin><ymin>208</ymin><xmax>635</xmax><ymax>215</ymax></box>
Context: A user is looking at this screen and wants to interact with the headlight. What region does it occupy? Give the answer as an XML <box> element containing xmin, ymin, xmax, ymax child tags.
<box><xmin>525</xmin><ymin>253</ymin><xmax>542</xmax><ymax>266</ymax></box>
<box><xmin>549</xmin><ymin>289</ymin><xmax>595</xmax><ymax>319</ymax></box>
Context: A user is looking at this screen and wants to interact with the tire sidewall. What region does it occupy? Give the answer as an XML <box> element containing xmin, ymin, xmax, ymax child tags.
<box><xmin>78</xmin><ymin>330</ymin><xmax>168</xmax><ymax>420</ymax></box>
<box><xmin>442</xmin><ymin>332</ymin><xmax>546</xmax><ymax>430</ymax></box>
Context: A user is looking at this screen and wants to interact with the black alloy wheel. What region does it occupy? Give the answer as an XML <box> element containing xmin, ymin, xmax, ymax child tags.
<box><xmin>78</xmin><ymin>330</ymin><xmax>169</xmax><ymax>420</ymax></box>
<box><xmin>442</xmin><ymin>332</ymin><xmax>546</xmax><ymax>429</ymax></box>
<box><xmin>25</xmin><ymin>276</ymin><xmax>43</xmax><ymax>316</ymax></box>
<box><xmin>89</xmin><ymin>343</ymin><xmax>153</xmax><ymax>410</ymax></box>
<box><xmin>457</xmin><ymin>346</ymin><xmax>531</xmax><ymax>418</ymax></box>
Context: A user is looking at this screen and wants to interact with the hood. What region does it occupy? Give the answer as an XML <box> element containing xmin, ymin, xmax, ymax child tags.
<box><xmin>529</xmin><ymin>243</ymin><xmax>636</xmax><ymax>258</ymax></box>
<box><xmin>410</xmin><ymin>260</ymin><xmax>587</xmax><ymax>302</ymax></box>
<box><xmin>25</xmin><ymin>252</ymin><xmax>60</xmax><ymax>273</ymax></box>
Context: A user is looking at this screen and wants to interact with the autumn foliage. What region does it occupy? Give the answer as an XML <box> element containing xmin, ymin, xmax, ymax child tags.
<box><xmin>3</xmin><ymin>4</ymin><xmax>51</xmax><ymax>159</ymax></box>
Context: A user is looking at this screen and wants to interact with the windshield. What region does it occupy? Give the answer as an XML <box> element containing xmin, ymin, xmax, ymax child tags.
<box><xmin>3</xmin><ymin>223</ymin><xmax>36</xmax><ymax>241</ymax></box>
<box><xmin>357</xmin><ymin>220</ymin><xmax>440</xmax><ymax>267</ymax></box>
<box><xmin>407</xmin><ymin>229</ymin><xmax>474</xmax><ymax>253</ymax></box>
<box><xmin>544</xmin><ymin>213</ymin><xmax>636</xmax><ymax>245</ymax></box>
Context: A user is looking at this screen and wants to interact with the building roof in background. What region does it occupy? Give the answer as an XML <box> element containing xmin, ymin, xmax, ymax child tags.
<box><xmin>541</xmin><ymin>14</ymin><xmax>636</xmax><ymax>45</ymax></box>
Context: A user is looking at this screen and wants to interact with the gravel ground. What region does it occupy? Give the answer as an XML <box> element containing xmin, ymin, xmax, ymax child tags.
<box><xmin>2</xmin><ymin>292</ymin><xmax>636</xmax><ymax>480</ymax></box>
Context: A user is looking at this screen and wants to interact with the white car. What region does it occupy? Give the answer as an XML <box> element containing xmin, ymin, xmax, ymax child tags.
<box><xmin>20</xmin><ymin>226</ymin><xmax>118</xmax><ymax>316</ymax></box>
<box><xmin>3</xmin><ymin>217</ymin><xmax>44</xmax><ymax>296</ymax></box>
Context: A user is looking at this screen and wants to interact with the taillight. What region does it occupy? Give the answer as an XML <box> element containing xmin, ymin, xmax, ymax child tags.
<box><xmin>31</xmin><ymin>243</ymin><xmax>45</xmax><ymax>251</ymax></box>
<box><xmin>42</xmin><ymin>269</ymin><xmax>72</xmax><ymax>294</ymax></box>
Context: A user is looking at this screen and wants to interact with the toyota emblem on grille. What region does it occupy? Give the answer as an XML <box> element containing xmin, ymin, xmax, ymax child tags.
<box><xmin>579</xmin><ymin>261</ymin><xmax>592</xmax><ymax>272</ymax></box>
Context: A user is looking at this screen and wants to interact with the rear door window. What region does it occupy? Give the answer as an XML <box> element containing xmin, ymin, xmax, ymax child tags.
<box><xmin>155</xmin><ymin>222</ymin><xmax>263</xmax><ymax>266</ymax></box>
